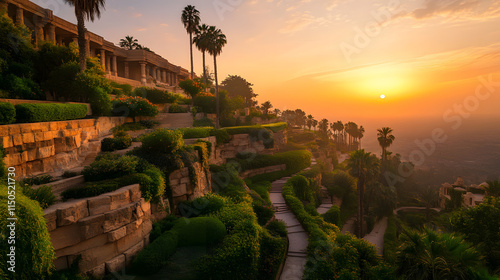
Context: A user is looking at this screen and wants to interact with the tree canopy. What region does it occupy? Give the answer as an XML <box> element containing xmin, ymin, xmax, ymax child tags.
<box><xmin>221</xmin><ymin>75</ymin><xmax>257</xmax><ymax>105</ymax></box>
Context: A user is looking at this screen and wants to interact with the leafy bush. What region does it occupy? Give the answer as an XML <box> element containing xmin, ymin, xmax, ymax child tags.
<box><xmin>266</xmin><ymin>220</ymin><xmax>287</xmax><ymax>238</ymax></box>
<box><xmin>130</xmin><ymin>231</ymin><xmax>178</xmax><ymax>275</ymax></box>
<box><xmin>0</xmin><ymin>102</ymin><xmax>15</xmax><ymax>124</ymax></box>
<box><xmin>172</xmin><ymin>217</ymin><xmax>227</xmax><ymax>246</ymax></box>
<box><xmin>178</xmin><ymin>193</ymin><xmax>226</xmax><ymax>218</ymax></box>
<box><xmin>179</xmin><ymin>78</ymin><xmax>205</xmax><ymax>100</ymax></box>
<box><xmin>180</xmin><ymin>127</ymin><xmax>211</xmax><ymax>139</ymax></box>
<box><xmin>100</xmin><ymin>132</ymin><xmax>132</xmax><ymax>152</ymax></box>
<box><xmin>0</xmin><ymin>185</ymin><xmax>55</xmax><ymax>279</ymax></box>
<box><xmin>323</xmin><ymin>205</ymin><xmax>341</xmax><ymax>227</ymax></box>
<box><xmin>258</xmin><ymin>229</ymin><xmax>287</xmax><ymax>280</ymax></box>
<box><xmin>110</xmin><ymin>81</ymin><xmax>132</xmax><ymax>96</ymax></box>
<box><xmin>209</xmin><ymin>128</ymin><xmax>230</xmax><ymax>144</ymax></box>
<box><xmin>21</xmin><ymin>174</ymin><xmax>54</xmax><ymax>186</ymax></box>
<box><xmin>141</xmin><ymin>166</ymin><xmax>165</xmax><ymax>201</ymax></box>
<box><xmin>15</xmin><ymin>103</ymin><xmax>87</xmax><ymax>123</ymax></box>
<box><xmin>193</xmin><ymin>117</ymin><xmax>214</xmax><ymax>127</ymax></box>
<box><xmin>112</xmin><ymin>96</ymin><xmax>159</xmax><ymax>121</ymax></box>
<box><xmin>168</xmin><ymin>103</ymin><xmax>188</xmax><ymax>113</ymax></box>
<box><xmin>87</xmin><ymin>86</ymin><xmax>111</xmax><ymax>116</ymax></box>
<box><xmin>62</xmin><ymin>171</ymin><xmax>79</xmax><ymax>178</ymax></box>
<box><xmin>19</xmin><ymin>184</ymin><xmax>56</xmax><ymax>209</ymax></box>
<box><xmin>141</xmin><ymin>129</ymin><xmax>184</xmax><ymax>154</ymax></box>
<box><xmin>133</xmin><ymin>87</ymin><xmax>176</xmax><ymax>104</ymax></box>
<box><xmin>287</xmin><ymin>176</ymin><xmax>310</xmax><ymax>201</ymax></box>
<box><xmin>150</xmin><ymin>215</ymin><xmax>179</xmax><ymax>242</ymax></box>
<box><xmin>193</xmin><ymin>93</ymin><xmax>216</xmax><ymax>114</ymax></box>
<box><xmin>82</xmin><ymin>155</ymin><xmax>139</xmax><ymax>182</ymax></box>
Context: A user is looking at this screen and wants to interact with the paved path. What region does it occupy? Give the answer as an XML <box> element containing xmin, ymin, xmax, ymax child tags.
<box><xmin>158</xmin><ymin>112</ymin><xmax>193</xmax><ymax>129</ymax></box>
<box><xmin>394</xmin><ymin>206</ymin><xmax>441</xmax><ymax>214</ymax></box>
<box><xmin>362</xmin><ymin>217</ymin><xmax>388</xmax><ymax>255</ymax></box>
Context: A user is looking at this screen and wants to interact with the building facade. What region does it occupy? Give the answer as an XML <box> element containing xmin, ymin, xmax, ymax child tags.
<box><xmin>439</xmin><ymin>177</ymin><xmax>488</xmax><ymax>208</ymax></box>
<box><xmin>1</xmin><ymin>0</ymin><xmax>191</xmax><ymax>88</ymax></box>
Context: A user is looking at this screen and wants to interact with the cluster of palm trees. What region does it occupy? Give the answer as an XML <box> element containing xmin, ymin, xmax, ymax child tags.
<box><xmin>119</xmin><ymin>36</ymin><xmax>152</xmax><ymax>52</ymax></box>
<box><xmin>181</xmin><ymin>5</ymin><xmax>227</xmax><ymax>129</ymax></box>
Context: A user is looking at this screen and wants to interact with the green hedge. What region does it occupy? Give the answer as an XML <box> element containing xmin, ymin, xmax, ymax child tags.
<box><xmin>235</xmin><ymin>150</ymin><xmax>312</xmax><ymax>175</ymax></box>
<box><xmin>168</xmin><ymin>103</ymin><xmax>188</xmax><ymax>113</ymax></box>
<box><xmin>180</xmin><ymin>127</ymin><xmax>211</xmax><ymax>139</ymax></box>
<box><xmin>15</xmin><ymin>103</ymin><xmax>87</xmax><ymax>123</ymax></box>
<box><xmin>132</xmin><ymin>87</ymin><xmax>176</xmax><ymax>104</ymax></box>
<box><xmin>100</xmin><ymin>135</ymin><xmax>132</xmax><ymax>152</ymax></box>
<box><xmin>193</xmin><ymin>117</ymin><xmax>214</xmax><ymax>127</ymax></box>
<box><xmin>322</xmin><ymin>205</ymin><xmax>341</xmax><ymax>227</ymax></box>
<box><xmin>172</xmin><ymin>217</ymin><xmax>226</xmax><ymax>247</ymax></box>
<box><xmin>0</xmin><ymin>102</ymin><xmax>15</xmax><ymax>124</ymax></box>
<box><xmin>141</xmin><ymin>129</ymin><xmax>184</xmax><ymax>154</ymax></box>
<box><xmin>82</xmin><ymin>155</ymin><xmax>139</xmax><ymax>182</ymax></box>
<box><xmin>0</xmin><ymin>185</ymin><xmax>55</xmax><ymax>279</ymax></box>
<box><xmin>130</xmin><ymin>231</ymin><xmax>178</xmax><ymax>275</ymax></box>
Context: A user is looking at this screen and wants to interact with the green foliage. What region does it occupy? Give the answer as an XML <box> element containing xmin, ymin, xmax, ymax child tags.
<box><xmin>150</xmin><ymin>215</ymin><xmax>178</xmax><ymax>242</ymax></box>
<box><xmin>0</xmin><ymin>185</ymin><xmax>55</xmax><ymax>279</ymax></box>
<box><xmin>130</xmin><ymin>231</ymin><xmax>178</xmax><ymax>275</ymax></box>
<box><xmin>87</xmin><ymin>86</ymin><xmax>111</xmax><ymax>116</ymax></box>
<box><xmin>383</xmin><ymin>215</ymin><xmax>398</xmax><ymax>263</ymax></box>
<box><xmin>178</xmin><ymin>193</ymin><xmax>227</xmax><ymax>218</ymax></box>
<box><xmin>179</xmin><ymin>78</ymin><xmax>205</xmax><ymax>99</ymax></box>
<box><xmin>62</xmin><ymin>171</ymin><xmax>79</xmax><ymax>178</ymax></box>
<box><xmin>220</xmin><ymin>75</ymin><xmax>257</xmax><ymax>105</ymax></box>
<box><xmin>141</xmin><ymin>166</ymin><xmax>166</xmax><ymax>201</ymax></box>
<box><xmin>21</xmin><ymin>174</ymin><xmax>54</xmax><ymax>186</ymax></box>
<box><xmin>252</xmin><ymin>194</ymin><xmax>275</xmax><ymax>225</ymax></box>
<box><xmin>322</xmin><ymin>170</ymin><xmax>355</xmax><ymax>200</ymax></box>
<box><xmin>0</xmin><ymin>102</ymin><xmax>15</xmax><ymax>124</ymax></box>
<box><xmin>322</xmin><ymin>205</ymin><xmax>341</xmax><ymax>227</ymax></box>
<box><xmin>265</xmin><ymin>220</ymin><xmax>288</xmax><ymax>238</ymax></box>
<box><xmin>168</xmin><ymin>103</ymin><xmax>188</xmax><ymax>113</ymax></box>
<box><xmin>234</xmin><ymin>150</ymin><xmax>312</xmax><ymax>175</ymax></box>
<box><xmin>448</xmin><ymin>187</ymin><xmax>465</xmax><ymax>210</ymax></box>
<box><xmin>258</xmin><ymin>229</ymin><xmax>287</xmax><ymax>280</ymax></box>
<box><xmin>82</xmin><ymin>155</ymin><xmax>139</xmax><ymax>182</ymax></box>
<box><xmin>193</xmin><ymin>117</ymin><xmax>215</xmax><ymax>127</ymax></box>
<box><xmin>110</xmin><ymin>81</ymin><xmax>133</xmax><ymax>96</ymax></box>
<box><xmin>450</xmin><ymin>197</ymin><xmax>500</xmax><ymax>273</ymax></box>
<box><xmin>112</xmin><ymin>96</ymin><xmax>159</xmax><ymax>121</ymax></box>
<box><xmin>288</xmin><ymin>175</ymin><xmax>310</xmax><ymax>201</ymax></box>
<box><xmin>141</xmin><ymin>129</ymin><xmax>184</xmax><ymax>154</ymax></box>
<box><xmin>209</xmin><ymin>128</ymin><xmax>230</xmax><ymax>144</ymax></box>
<box><xmin>193</xmin><ymin>93</ymin><xmax>216</xmax><ymax>114</ymax></box>
<box><xmin>111</xmin><ymin>120</ymin><xmax>159</xmax><ymax>132</ymax></box>
<box><xmin>172</xmin><ymin>217</ymin><xmax>227</xmax><ymax>246</ymax></box>
<box><xmin>100</xmin><ymin>132</ymin><xmax>132</xmax><ymax>152</ymax></box>
<box><xmin>15</xmin><ymin>103</ymin><xmax>87</xmax><ymax>123</ymax></box>
<box><xmin>180</xmin><ymin>127</ymin><xmax>211</xmax><ymax>139</ymax></box>
<box><xmin>35</xmin><ymin>43</ymin><xmax>77</xmax><ymax>84</ymax></box>
<box><xmin>19</xmin><ymin>183</ymin><xmax>56</xmax><ymax>209</ymax></box>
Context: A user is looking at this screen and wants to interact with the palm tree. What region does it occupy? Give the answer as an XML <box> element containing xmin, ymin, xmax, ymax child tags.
<box><xmin>193</xmin><ymin>24</ymin><xmax>210</xmax><ymax>84</ymax></box>
<box><xmin>312</xmin><ymin>119</ymin><xmax>318</xmax><ymax>131</ymax></box>
<box><xmin>307</xmin><ymin>114</ymin><xmax>314</xmax><ymax>130</ymax></box>
<box><xmin>119</xmin><ymin>35</ymin><xmax>138</xmax><ymax>50</ymax></box>
<box><xmin>181</xmin><ymin>5</ymin><xmax>200</xmax><ymax>79</ymax></box>
<box><xmin>261</xmin><ymin>101</ymin><xmax>273</xmax><ymax>115</ymax></box>
<box><xmin>205</xmin><ymin>26</ymin><xmax>227</xmax><ymax>129</ymax></box>
<box><xmin>347</xmin><ymin>149</ymin><xmax>380</xmax><ymax>237</ymax></box>
<box><xmin>358</xmin><ymin>126</ymin><xmax>365</xmax><ymax>149</ymax></box>
<box><xmin>332</xmin><ymin>121</ymin><xmax>344</xmax><ymax>147</ymax></box>
<box><xmin>63</xmin><ymin>0</ymin><xmax>106</xmax><ymax>72</ymax></box>
<box><xmin>273</xmin><ymin>108</ymin><xmax>281</xmax><ymax>117</ymax></box>
<box><xmin>396</xmin><ymin>227</ymin><xmax>485</xmax><ymax>280</ymax></box>
<box><xmin>377</xmin><ymin>127</ymin><xmax>395</xmax><ymax>163</ymax></box>
<box><xmin>485</xmin><ymin>180</ymin><xmax>500</xmax><ymax>197</ymax></box>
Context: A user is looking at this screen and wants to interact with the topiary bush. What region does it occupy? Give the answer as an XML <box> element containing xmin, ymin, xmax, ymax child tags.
<box><xmin>15</xmin><ymin>103</ymin><xmax>88</xmax><ymax>123</ymax></box>
<box><xmin>0</xmin><ymin>102</ymin><xmax>15</xmax><ymax>124</ymax></box>
<box><xmin>130</xmin><ymin>231</ymin><xmax>178</xmax><ymax>275</ymax></box>
<box><xmin>172</xmin><ymin>217</ymin><xmax>226</xmax><ymax>247</ymax></box>
<box><xmin>0</xmin><ymin>185</ymin><xmax>55</xmax><ymax>279</ymax></box>
<box><xmin>132</xmin><ymin>87</ymin><xmax>176</xmax><ymax>104</ymax></box>
<box><xmin>112</xmin><ymin>96</ymin><xmax>159</xmax><ymax>122</ymax></box>
<box><xmin>141</xmin><ymin>129</ymin><xmax>184</xmax><ymax>154</ymax></box>
<box><xmin>258</xmin><ymin>229</ymin><xmax>287</xmax><ymax>280</ymax></box>
<box><xmin>323</xmin><ymin>205</ymin><xmax>341</xmax><ymax>227</ymax></box>
<box><xmin>193</xmin><ymin>117</ymin><xmax>214</xmax><ymax>127</ymax></box>
<box><xmin>100</xmin><ymin>131</ymin><xmax>132</xmax><ymax>152</ymax></box>
<box><xmin>180</xmin><ymin>127</ymin><xmax>212</xmax><ymax>139</ymax></box>
<box><xmin>82</xmin><ymin>155</ymin><xmax>139</xmax><ymax>182</ymax></box>
<box><xmin>168</xmin><ymin>103</ymin><xmax>188</xmax><ymax>113</ymax></box>
<box><xmin>265</xmin><ymin>220</ymin><xmax>287</xmax><ymax>238</ymax></box>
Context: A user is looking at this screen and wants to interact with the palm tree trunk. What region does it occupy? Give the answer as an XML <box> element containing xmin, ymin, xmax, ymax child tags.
<box><xmin>214</xmin><ymin>55</ymin><xmax>220</xmax><ymax>129</ymax></box>
<box><xmin>76</xmin><ymin>11</ymin><xmax>87</xmax><ymax>72</ymax></box>
<box><xmin>202</xmin><ymin>51</ymin><xmax>206</xmax><ymax>86</ymax></box>
<box><xmin>358</xmin><ymin>179</ymin><xmax>364</xmax><ymax>238</ymax></box>
<box><xmin>189</xmin><ymin>32</ymin><xmax>194</xmax><ymax>79</ymax></box>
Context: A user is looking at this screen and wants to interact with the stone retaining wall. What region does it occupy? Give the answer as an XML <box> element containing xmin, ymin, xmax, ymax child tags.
<box><xmin>1</xmin><ymin>117</ymin><xmax>136</xmax><ymax>177</ymax></box>
<box><xmin>43</xmin><ymin>184</ymin><xmax>169</xmax><ymax>277</ymax></box>
<box><xmin>241</xmin><ymin>164</ymin><xmax>287</xmax><ymax>179</ymax></box>
<box><xmin>169</xmin><ymin>161</ymin><xmax>211</xmax><ymax>208</ymax></box>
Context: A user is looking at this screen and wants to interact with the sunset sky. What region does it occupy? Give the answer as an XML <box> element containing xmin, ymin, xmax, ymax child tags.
<box><xmin>33</xmin><ymin>0</ymin><xmax>500</xmax><ymax>125</ymax></box>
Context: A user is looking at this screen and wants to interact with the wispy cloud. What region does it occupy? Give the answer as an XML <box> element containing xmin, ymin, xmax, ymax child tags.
<box><xmin>132</xmin><ymin>13</ymin><xmax>143</xmax><ymax>18</ymax></box>
<box><xmin>279</xmin><ymin>12</ymin><xmax>329</xmax><ymax>34</ymax></box>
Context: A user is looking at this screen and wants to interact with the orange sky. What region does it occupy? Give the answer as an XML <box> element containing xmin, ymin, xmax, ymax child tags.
<box><xmin>33</xmin><ymin>0</ymin><xmax>500</xmax><ymax>122</ymax></box>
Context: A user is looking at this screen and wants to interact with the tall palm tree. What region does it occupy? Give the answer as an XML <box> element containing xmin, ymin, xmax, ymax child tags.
<box><xmin>119</xmin><ymin>35</ymin><xmax>138</xmax><ymax>50</ymax></box>
<box><xmin>193</xmin><ymin>23</ymin><xmax>210</xmax><ymax>84</ymax></box>
<box><xmin>312</xmin><ymin>119</ymin><xmax>318</xmax><ymax>131</ymax></box>
<box><xmin>485</xmin><ymin>180</ymin><xmax>500</xmax><ymax>197</ymax></box>
<box><xmin>307</xmin><ymin>114</ymin><xmax>314</xmax><ymax>130</ymax></box>
<box><xmin>377</xmin><ymin>127</ymin><xmax>395</xmax><ymax>163</ymax></box>
<box><xmin>347</xmin><ymin>149</ymin><xmax>380</xmax><ymax>237</ymax></box>
<box><xmin>205</xmin><ymin>26</ymin><xmax>227</xmax><ymax>129</ymax></box>
<box><xmin>181</xmin><ymin>5</ymin><xmax>200</xmax><ymax>79</ymax></box>
<box><xmin>273</xmin><ymin>108</ymin><xmax>281</xmax><ymax>117</ymax></box>
<box><xmin>261</xmin><ymin>101</ymin><xmax>273</xmax><ymax>115</ymax></box>
<box><xmin>63</xmin><ymin>0</ymin><xmax>106</xmax><ymax>72</ymax></box>
<box><xmin>358</xmin><ymin>125</ymin><xmax>365</xmax><ymax>149</ymax></box>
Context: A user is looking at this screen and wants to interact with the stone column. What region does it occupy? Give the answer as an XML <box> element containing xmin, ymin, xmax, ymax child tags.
<box><xmin>100</xmin><ymin>49</ymin><xmax>106</xmax><ymax>70</ymax></box>
<box><xmin>106</xmin><ymin>55</ymin><xmax>111</xmax><ymax>74</ymax></box>
<box><xmin>35</xmin><ymin>24</ymin><xmax>44</xmax><ymax>46</ymax></box>
<box><xmin>162</xmin><ymin>70</ymin><xmax>167</xmax><ymax>84</ymax></box>
<box><xmin>140</xmin><ymin>63</ymin><xmax>147</xmax><ymax>85</ymax></box>
<box><xmin>47</xmin><ymin>25</ymin><xmax>56</xmax><ymax>44</ymax></box>
<box><xmin>16</xmin><ymin>6</ymin><xmax>23</xmax><ymax>26</ymax></box>
<box><xmin>112</xmin><ymin>55</ymin><xmax>117</xmax><ymax>76</ymax></box>
<box><xmin>124</xmin><ymin>62</ymin><xmax>129</xmax><ymax>79</ymax></box>
<box><xmin>169</xmin><ymin>73</ymin><xmax>174</xmax><ymax>86</ymax></box>
<box><xmin>152</xmin><ymin>66</ymin><xmax>157</xmax><ymax>81</ymax></box>
<box><xmin>57</xmin><ymin>36</ymin><xmax>63</xmax><ymax>46</ymax></box>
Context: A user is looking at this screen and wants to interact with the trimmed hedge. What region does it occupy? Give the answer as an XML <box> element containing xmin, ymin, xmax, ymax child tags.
<box><xmin>132</xmin><ymin>87</ymin><xmax>176</xmax><ymax>104</ymax></box>
<box><xmin>0</xmin><ymin>102</ymin><xmax>15</xmax><ymax>124</ymax></box>
<box><xmin>130</xmin><ymin>231</ymin><xmax>178</xmax><ymax>275</ymax></box>
<box><xmin>82</xmin><ymin>155</ymin><xmax>139</xmax><ymax>182</ymax></box>
<box><xmin>180</xmin><ymin>127</ymin><xmax>211</xmax><ymax>139</ymax></box>
<box><xmin>0</xmin><ymin>185</ymin><xmax>55</xmax><ymax>279</ymax></box>
<box><xmin>100</xmin><ymin>134</ymin><xmax>132</xmax><ymax>152</ymax></box>
<box><xmin>141</xmin><ymin>129</ymin><xmax>184</xmax><ymax>154</ymax></box>
<box><xmin>15</xmin><ymin>103</ymin><xmax>87</xmax><ymax>123</ymax></box>
<box><xmin>234</xmin><ymin>150</ymin><xmax>312</xmax><ymax>174</ymax></box>
<box><xmin>168</xmin><ymin>103</ymin><xmax>188</xmax><ymax>113</ymax></box>
<box><xmin>322</xmin><ymin>205</ymin><xmax>341</xmax><ymax>227</ymax></box>
<box><xmin>172</xmin><ymin>217</ymin><xmax>226</xmax><ymax>246</ymax></box>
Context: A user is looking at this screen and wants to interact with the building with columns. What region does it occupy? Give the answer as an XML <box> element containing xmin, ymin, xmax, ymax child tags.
<box><xmin>1</xmin><ymin>0</ymin><xmax>191</xmax><ymax>89</ymax></box>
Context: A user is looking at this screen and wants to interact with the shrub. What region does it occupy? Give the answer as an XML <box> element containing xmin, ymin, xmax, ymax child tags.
<box><xmin>100</xmin><ymin>132</ymin><xmax>132</xmax><ymax>152</ymax></box>
<box><xmin>180</xmin><ymin>127</ymin><xmax>211</xmax><ymax>139</ymax></box>
<box><xmin>168</xmin><ymin>103</ymin><xmax>188</xmax><ymax>113</ymax></box>
<box><xmin>110</xmin><ymin>81</ymin><xmax>132</xmax><ymax>95</ymax></box>
<box><xmin>193</xmin><ymin>117</ymin><xmax>214</xmax><ymax>127</ymax></box>
<box><xmin>141</xmin><ymin>167</ymin><xmax>165</xmax><ymax>201</ymax></box>
<box><xmin>82</xmin><ymin>155</ymin><xmax>139</xmax><ymax>182</ymax></box>
<box><xmin>0</xmin><ymin>185</ymin><xmax>55</xmax><ymax>279</ymax></box>
<box><xmin>209</xmin><ymin>128</ymin><xmax>230</xmax><ymax>145</ymax></box>
<box><xmin>172</xmin><ymin>217</ymin><xmax>226</xmax><ymax>246</ymax></box>
<box><xmin>130</xmin><ymin>231</ymin><xmax>178</xmax><ymax>275</ymax></box>
<box><xmin>194</xmin><ymin>93</ymin><xmax>216</xmax><ymax>114</ymax></box>
<box><xmin>266</xmin><ymin>220</ymin><xmax>287</xmax><ymax>238</ymax></box>
<box><xmin>323</xmin><ymin>205</ymin><xmax>341</xmax><ymax>227</ymax></box>
<box><xmin>258</xmin><ymin>229</ymin><xmax>287</xmax><ymax>280</ymax></box>
<box><xmin>0</xmin><ymin>102</ymin><xmax>15</xmax><ymax>124</ymax></box>
<box><xmin>133</xmin><ymin>87</ymin><xmax>176</xmax><ymax>104</ymax></box>
<box><xmin>22</xmin><ymin>174</ymin><xmax>54</xmax><ymax>186</ymax></box>
<box><xmin>15</xmin><ymin>103</ymin><xmax>87</xmax><ymax>123</ymax></box>
<box><xmin>178</xmin><ymin>193</ymin><xmax>226</xmax><ymax>218</ymax></box>
<box><xmin>179</xmin><ymin>78</ymin><xmax>205</xmax><ymax>100</ymax></box>
<box><xmin>150</xmin><ymin>215</ymin><xmax>179</xmax><ymax>242</ymax></box>
<box><xmin>19</xmin><ymin>183</ymin><xmax>56</xmax><ymax>209</ymax></box>
<box><xmin>87</xmin><ymin>86</ymin><xmax>112</xmax><ymax>116</ymax></box>
<box><xmin>141</xmin><ymin>129</ymin><xmax>184</xmax><ymax>154</ymax></box>
<box><xmin>62</xmin><ymin>171</ymin><xmax>79</xmax><ymax>178</ymax></box>
<box><xmin>112</xmin><ymin>96</ymin><xmax>159</xmax><ymax>121</ymax></box>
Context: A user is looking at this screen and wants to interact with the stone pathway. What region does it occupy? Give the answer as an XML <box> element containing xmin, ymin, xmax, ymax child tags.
<box><xmin>362</xmin><ymin>217</ymin><xmax>388</xmax><ymax>255</ymax></box>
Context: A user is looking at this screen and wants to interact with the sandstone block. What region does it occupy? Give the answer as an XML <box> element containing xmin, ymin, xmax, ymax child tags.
<box><xmin>54</xmin><ymin>256</ymin><xmax>68</xmax><ymax>271</ymax></box>
<box><xmin>12</xmin><ymin>134</ymin><xmax>22</xmax><ymax>146</ymax></box>
<box><xmin>109</xmin><ymin>188</ymin><xmax>131</xmax><ymax>210</ymax></box>
<box><xmin>1</xmin><ymin>136</ymin><xmax>12</xmax><ymax>148</ymax></box>
<box><xmin>123</xmin><ymin>240</ymin><xmax>144</xmax><ymax>266</ymax></box>
<box><xmin>180</xmin><ymin>177</ymin><xmax>190</xmax><ymax>184</ymax></box>
<box><xmin>108</xmin><ymin>226</ymin><xmax>127</xmax><ymax>242</ymax></box>
<box><xmin>56</xmin><ymin>199</ymin><xmax>89</xmax><ymax>227</ymax></box>
<box><xmin>50</xmin><ymin>223</ymin><xmax>82</xmax><ymax>250</ymax></box>
<box><xmin>172</xmin><ymin>183</ymin><xmax>187</xmax><ymax>197</ymax></box>
<box><xmin>85</xmin><ymin>263</ymin><xmax>105</xmax><ymax>278</ymax></box>
<box><xmin>78</xmin><ymin>242</ymin><xmax>118</xmax><ymax>273</ymax></box>
<box><xmin>105</xmin><ymin>254</ymin><xmax>125</xmax><ymax>274</ymax></box>
<box><xmin>87</xmin><ymin>195</ymin><xmax>111</xmax><ymax>216</ymax></box>
<box><xmin>55</xmin><ymin>234</ymin><xmax>107</xmax><ymax>259</ymax></box>
<box><xmin>103</xmin><ymin>203</ymin><xmax>133</xmax><ymax>232</ymax></box>
<box><xmin>139</xmin><ymin>198</ymin><xmax>151</xmax><ymax>215</ymax></box>
<box><xmin>116</xmin><ymin>220</ymin><xmax>152</xmax><ymax>254</ymax></box>
<box><xmin>43</xmin><ymin>207</ymin><xmax>57</xmax><ymax>231</ymax></box>
<box><xmin>78</xmin><ymin>214</ymin><xmax>105</xmax><ymax>239</ymax></box>
<box><xmin>123</xmin><ymin>184</ymin><xmax>141</xmax><ymax>202</ymax></box>
<box><xmin>37</xmin><ymin>145</ymin><xmax>55</xmax><ymax>159</ymax></box>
